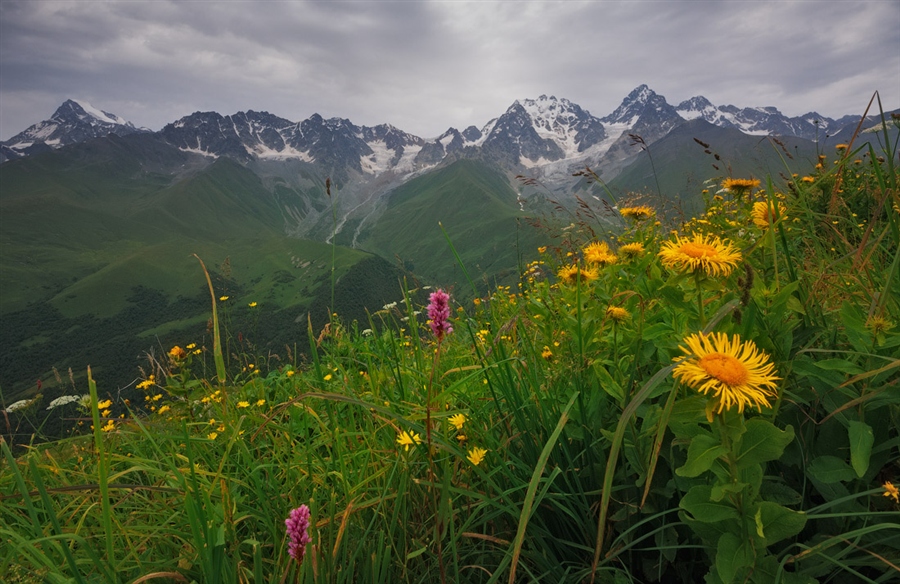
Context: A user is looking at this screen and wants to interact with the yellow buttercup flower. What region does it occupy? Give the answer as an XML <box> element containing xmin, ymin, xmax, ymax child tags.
<box><xmin>541</xmin><ymin>346</ymin><xmax>553</xmax><ymax>359</ymax></box>
<box><xmin>396</xmin><ymin>430</ymin><xmax>422</xmax><ymax>451</ymax></box>
<box><xmin>219</xmin><ymin>296</ymin><xmax>229</xmax><ymax>302</ymax></box>
<box><xmin>248</xmin><ymin>301</ymin><xmax>257</xmax><ymax>307</ymax></box>
<box><xmin>583</xmin><ymin>241</ymin><xmax>618</xmax><ymax>267</ymax></box>
<box><xmin>448</xmin><ymin>413</ymin><xmax>466</xmax><ymax>431</ymax></box>
<box><xmin>207</xmin><ymin>432</ymin><xmax>218</xmax><ymax>440</ymax></box>
<box><xmin>236</xmin><ymin>401</ymin><xmax>249</xmax><ymax>409</ymax></box>
<box><xmin>467</xmin><ymin>446</ymin><xmax>488</xmax><ymax>466</ymax></box>
<box><xmin>169</xmin><ymin>345</ymin><xmax>186</xmax><ymax>360</ymax></box>
<box><xmin>157</xmin><ymin>405</ymin><xmax>170</xmax><ymax>415</ymax></box>
<box><xmin>606</xmin><ymin>306</ymin><xmax>630</xmax><ymax>323</ymax></box>
<box><xmin>255</xmin><ymin>399</ymin><xmax>266</xmax><ymax>407</ymax></box>
<box><xmin>673</xmin><ymin>332</ymin><xmax>779</xmax><ymax>418</ymax></box>
<box><xmin>620</xmin><ymin>206</ymin><xmax>654</xmax><ymax>221</ymax></box>
<box><xmin>658</xmin><ymin>233</ymin><xmax>742</xmax><ymax>277</ymax></box>
<box><xmin>752</xmin><ymin>201</ymin><xmax>787</xmax><ymax>228</ymax></box>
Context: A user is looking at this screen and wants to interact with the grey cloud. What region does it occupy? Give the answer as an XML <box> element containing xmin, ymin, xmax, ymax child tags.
<box><xmin>1</xmin><ymin>0</ymin><xmax>897</xmax><ymax>141</ymax></box>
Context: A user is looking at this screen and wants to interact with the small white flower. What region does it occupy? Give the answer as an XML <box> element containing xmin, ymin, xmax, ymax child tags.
<box><xmin>382</xmin><ymin>302</ymin><xmax>398</xmax><ymax>310</ymax></box>
<box><xmin>362</xmin><ymin>329</ymin><xmax>373</xmax><ymax>336</ymax></box>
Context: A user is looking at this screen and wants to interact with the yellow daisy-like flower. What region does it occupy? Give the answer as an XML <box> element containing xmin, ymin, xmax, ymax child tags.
<box><xmin>207</xmin><ymin>432</ymin><xmax>218</xmax><ymax>440</ymax></box>
<box><xmin>219</xmin><ymin>296</ymin><xmax>229</xmax><ymax>302</ymax></box>
<box><xmin>800</xmin><ymin>176</ymin><xmax>815</xmax><ymax>184</ymax></box>
<box><xmin>169</xmin><ymin>345</ymin><xmax>186</xmax><ymax>360</ymax></box>
<box><xmin>583</xmin><ymin>241</ymin><xmax>618</xmax><ymax>266</ymax></box>
<box><xmin>101</xmin><ymin>420</ymin><xmax>116</xmax><ymax>432</ymax></box>
<box><xmin>835</xmin><ymin>143</ymin><xmax>849</xmax><ymax>151</ymax></box>
<box><xmin>448</xmin><ymin>413</ymin><xmax>466</xmax><ymax>431</ymax></box>
<box><xmin>620</xmin><ymin>206</ymin><xmax>655</xmax><ymax>221</ymax></box>
<box><xmin>606</xmin><ymin>306</ymin><xmax>630</xmax><ymax>323</ymax></box>
<box><xmin>541</xmin><ymin>346</ymin><xmax>553</xmax><ymax>359</ymax></box>
<box><xmin>157</xmin><ymin>405</ymin><xmax>170</xmax><ymax>415</ymax></box>
<box><xmin>255</xmin><ymin>399</ymin><xmax>266</xmax><ymax>407</ymax></box>
<box><xmin>751</xmin><ymin>201</ymin><xmax>787</xmax><ymax>228</ymax></box>
<box><xmin>248</xmin><ymin>301</ymin><xmax>257</xmax><ymax>308</ymax></box>
<box><xmin>721</xmin><ymin>178</ymin><xmax>761</xmax><ymax>195</ymax></box>
<box><xmin>884</xmin><ymin>481</ymin><xmax>899</xmax><ymax>503</ymax></box>
<box><xmin>672</xmin><ymin>332</ymin><xmax>779</xmax><ymax>418</ymax></box>
<box><xmin>467</xmin><ymin>446</ymin><xmax>488</xmax><ymax>466</ymax></box>
<box><xmin>236</xmin><ymin>401</ymin><xmax>249</xmax><ymax>409</ymax></box>
<box><xmin>324</xmin><ymin>374</ymin><xmax>332</xmax><ymax>381</ymax></box>
<box><xmin>658</xmin><ymin>233</ymin><xmax>742</xmax><ymax>277</ymax></box>
<box><xmin>618</xmin><ymin>242</ymin><xmax>645</xmax><ymax>259</ymax></box>
<box><xmin>557</xmin><ymin>264</ymin><xmax>599</xmax><ymax>285</ymax></box>
<box><xmin>396</xmin><ymin>430</ymin><xmax>422</xmax><ymax>451</ymax></box>
<box><xmin>285</xmin><ymin>369</ymin><xmax>295</xmax><ymax>378</ymax></box>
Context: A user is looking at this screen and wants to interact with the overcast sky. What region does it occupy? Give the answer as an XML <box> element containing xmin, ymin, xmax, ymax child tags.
<box><xmin>1</xmin><ymin>0</ymin><xmax>898</xmax><ymax>141</ymax></box>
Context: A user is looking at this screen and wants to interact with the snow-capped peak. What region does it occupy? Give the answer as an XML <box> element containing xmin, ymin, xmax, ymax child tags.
<box><xmin>67</xmin><ymin>99</ymin><xmax>130</xmax><ymax>126</ymax></box>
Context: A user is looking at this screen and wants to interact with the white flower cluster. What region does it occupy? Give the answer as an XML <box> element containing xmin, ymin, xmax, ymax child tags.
<box><xmin>47</xmin><ymin>395</ymin><xmax>90</xmax><ymax>410</ymax></box>
<box><xmin>4</xmin><ymin>398</ymin><xmax>36</xmax><ymax>413</ymax></box>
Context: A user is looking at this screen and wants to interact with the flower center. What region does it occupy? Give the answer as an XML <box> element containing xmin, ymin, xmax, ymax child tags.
<box><xmin>679</xmin><ymin>242</ymin><xmax>719</xmax><ymax>258</ymax></box>
<box><xmin>698</xmin><ymin>352</ymin><xmax>749</xmax><ymax>385</ymax></box>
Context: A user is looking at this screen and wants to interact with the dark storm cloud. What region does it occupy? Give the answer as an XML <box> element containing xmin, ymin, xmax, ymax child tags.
<box><xmin>1</xmin><ymin>1</ymin><xmax>898</xmax><ymax>141</ymax></box>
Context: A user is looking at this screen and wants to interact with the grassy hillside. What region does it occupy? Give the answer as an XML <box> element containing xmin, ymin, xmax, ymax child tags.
<box><xmin>607</xmin><ymin>119</ymin><xmax>820</xmax><ymax>216</ymax></box>
<box><xmin>357</xmin><ymin>159</ymin><xmax>547</xmax><ymax>293</ymax></box>
<box><xmin>0</xmin><ymin>137</ymin><xmax>407</xmax><ymax>402</ymax></box>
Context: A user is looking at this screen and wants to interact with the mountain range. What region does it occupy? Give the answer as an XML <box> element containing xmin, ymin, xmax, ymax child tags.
<box><xmin>1</xmin><ymin>84</ymin><xmax>893</xmax><ymax>401</ymax></box>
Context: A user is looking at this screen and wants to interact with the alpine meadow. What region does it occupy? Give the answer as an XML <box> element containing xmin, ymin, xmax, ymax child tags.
<box><xmin>1</xmin><ymin>85</ymin><xmax>899</xmax><ymax>584</ymax></box>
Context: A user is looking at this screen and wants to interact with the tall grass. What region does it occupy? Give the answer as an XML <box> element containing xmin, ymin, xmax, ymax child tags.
<box><xmin>1</xmin><ymin>108</ymin><xmax>898</xmax><ymax>583</ymax></box>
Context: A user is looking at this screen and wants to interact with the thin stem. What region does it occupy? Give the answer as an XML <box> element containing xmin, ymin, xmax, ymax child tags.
<box><xmin>694</xmin><ymin>270</ymin><xmax>706</xmax><ymax>329</ymax></box>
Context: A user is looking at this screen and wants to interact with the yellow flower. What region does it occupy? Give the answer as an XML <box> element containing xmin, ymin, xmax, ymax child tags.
<box><xmin>236</xmin><ymin>401</ymin><xmax>249</xmax><ymax>409</ymax></box>
<box><xmin>157</xmin><ymin>405</ymin><xmax>170</xmax><ymax>415</ymax></box>
<box><xmin>751</xmin><ymin>201</ymin><xmax>787</xmax><ymax>228</ymax></box>
<box><xmin>169</xmin><ymin>345</ymin><xmax>186</xmax><ymax>360</ymax></box>
<box><xmin>537</xmin><ymin>246</ymin><xmax>547</xmax><ymax>253</ymax></box>
<box><xmin>672</xmin><ymin>332</ymin><xmax>779</xmax><ymax>418</ymax></box>
<box><xmin>396</xmin><ymin>430</ymin><xmax>422</xmax><ymax>451</ymax></box>
<box><xmin>800</xmin><ymin>176</ymin><xmax>815</xmax><ymax>184</ymax></box>
<box><xmin>248</xmin><ymin>301</ymin><xmax>257</xmax><ymax>307</ymax></box>
<box><xmin>207</xmin><ymin>432</ymin><xmax>218</xmax><ymax>440</ymax></box>
<box><xmin>255</xmin><ymin>399</ymin><xmax>266</xmax><ymax>407</ymax></box>
<box><xmin>324</xmin><ymin>374</ymin><xmax>332</xmax><ymax>381</ymax></box>
<box><xmin>583</xmin><ymin>241</ymin><xmax>618</xmax><ymax>266</ymax></box>
<box><xmin>285</xmin><ymin>369</ymin><xmax>295</xmax><ymax>377</ymax></box>
<box><xmin>618</xmin><ymin>242</ymin><xmax>645</xmax><ymax>259</ymax></box>
<box><xmin>721</xmin><ymin>178</ymin><xmax>761</xmax><ymax>195</ymax></box>
<box><xmin>448</xmin><ymin>413</ymin><xmax>466</xmax><ymax>431</ymax></box>
<box><xmin>219</xmin><ymin>296</ymin><xmax>229</xmax><ymax>302</ymax></box>
<box><xmin>835</xmin><ymin>143</ymin><xmax>849</xmax><ymax>151</ymax></box>
<box><xmin>658</xmin><ymin>233</ymin><xmax>742</xmax><ymax>277</ymax></box>
<box><xmin>186</xmin><ymin>343</ymin><xmax>196</xmax><ymax>350</ymax></box>
<box><xmin>606</xmin><ymin>306</ymin><xmax>630</xmax><ymax>323</ymax></box>
<box><xmin>620</xmin><ymin>206</ymin><xmax>655</xmax><ymax>221</ymax></box>
<box><xmin>97</xmin><ymin>399</ymin><xmax>113</xmax><ymax>410</ymax></box>
<box><xmin>467</xmin><ymin>446</ymin><xmax>488</xmax><ymax>466</ymax></box>
<box><xmin>557</xmin><ymin>264</ymin><xmax>598</xmax><ymax>285</ymax></box>
<box><xmin>101</xmin><ymin>420</ymin><xmax>116</xmax><ymax>432</ymax></box>
<box><xmin>884</xmin><ymin>481</ymin><xmax>899</xmax><ymax>503</ymax></box>
<box><xmin>542</xmin><ymin>346</ymin><xmax>553</xmax><ymax>359</ymax></box>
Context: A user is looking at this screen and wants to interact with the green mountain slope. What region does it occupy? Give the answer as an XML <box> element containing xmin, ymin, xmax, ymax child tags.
<box><xmin>608</xmin><ymin>119</ymin><xmax>819</xmax><ymax>215</ymax></box>
<box><xmin>357</xmin><ymin>159</ymin><xmax>544</xmax><ymax>291</ymax></box>
<box><xmin>0</xmin><ymin>135</ymin><xmax>405</xmax><ymax>401</ymax></box>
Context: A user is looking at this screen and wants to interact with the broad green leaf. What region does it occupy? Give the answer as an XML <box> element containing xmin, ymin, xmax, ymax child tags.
<box><xmin>807</xmin><ymin>455</ymin><xmax>856</xmax><ymax>484</ymax></box>
<box><xmin>814</xmin><ymin>359</ymin><xmax>864</xmax><ymax>375</ymax></box>
<box><xmin>592</xmin><ymin>362</ymin><xmax>624</xmax><ymax>402</ymax></box>
<box><xmin>848</xmin><ymin>421</ymin><xmax>874</xmax><ymax>478</ymax></box>
<box><xmin>716</xmin><ymin>532</ymin><xmax>753</xmax><ymax>583</ymax></box>
<box><xmin>680</xmin><ymin>485</ymin><xmax>739</xmax><ymax>523</ymax></box>
<box><xmin>753</xmin><ymin>501</ymin><xmax>807</xmax><ymax>546</ymax></box>
<box><xmin>676</xmin><ymin>434</ymin><xmax>728</xmax><ymax>478</ymax></box>
<box><xmin>736</xmin><ymin>420</ymin><xmax>794</xmax><ymax>469</ymax></box>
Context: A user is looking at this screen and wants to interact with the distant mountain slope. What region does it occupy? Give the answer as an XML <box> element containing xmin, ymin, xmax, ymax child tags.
<box><xmin>357</xmin><ymin>159</ymin><xmax>543</xmax><ymax>289</ymax></box>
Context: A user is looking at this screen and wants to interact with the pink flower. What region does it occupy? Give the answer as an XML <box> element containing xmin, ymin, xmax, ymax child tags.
<box><xmin>428</xmin><ymin>289</ymin><xmax>453</xmax><ymax>341</ymax></box>
<box><xmin>285</xmin><ymin>505</ymin><xmax>312</xmax><ymax>566</ymax></box>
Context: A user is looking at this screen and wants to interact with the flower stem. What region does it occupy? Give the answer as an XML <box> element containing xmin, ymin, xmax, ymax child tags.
<box><xmin>694</xmin><ymin>270</ymin><xmax>706</xmax><ymax>329</ymax></box>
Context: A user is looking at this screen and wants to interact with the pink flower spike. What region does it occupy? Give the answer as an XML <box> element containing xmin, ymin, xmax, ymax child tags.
<box><xmin>428</xmin><ymin>289</ymin><xmax>453</xmax><ymax>341</ymax></box>
<box><xmin>285</xmin><ymin>504</ymin><xmax>312</xmax><ymax>566</ymax></box>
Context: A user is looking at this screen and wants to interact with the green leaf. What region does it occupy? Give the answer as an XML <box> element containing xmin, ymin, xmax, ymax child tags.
<box><xmin>753</xmin><ymin>501</ymin><xmax>807</xmax><ymax>546</ymax></box>
<box><xmin>592</xmin><ymin>362</ymin><xmax>624</xmax><ymax>402</ymax></box>
<box><xmin>716</xmin><ymin>532</ymin><xmax>753</xmax><ymax>583</ymax></box>
<box><xmin>807</xmin><ymin>455</ymin><xmax>856</xmax><ymax>484</ymax></box>
<box><xmin>814</xmin><ymin>359</ymin><xmax>864</xmax><ymax>375</ymax></box>
<box><xmin>736</xmin><ymin>420</ymin><xmax>794</xmax><ymax>469</ymax></box>
<box><xmin>848</xmin><ymin>421</ymin><xmax>874</xmax><ymax>478</ymax></box>
<box><xmin>680</xmin><ymin>485</ymin><xmax>739</xmax><ymax>523</ymax></box>
<box><xmin>676</xmin><ymin>434</ymin><xmax>728</xmax><ymax>478</ymax></box>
